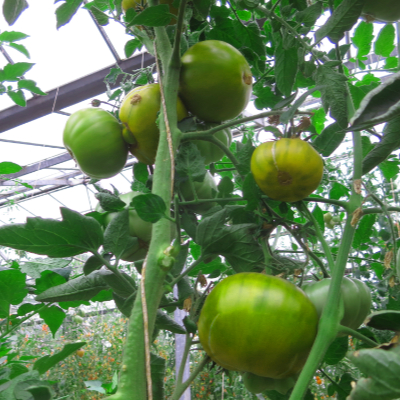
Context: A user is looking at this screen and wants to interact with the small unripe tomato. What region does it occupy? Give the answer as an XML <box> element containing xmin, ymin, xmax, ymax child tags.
<box><xmin>76</xmin><ymin>349</ymin><xmax>85</xmax><ymax>357</ymax></box>
<box><xmin>198</xmin><ymin>273</ymin><xmax>318</xmax><ymax>379</ymax></box>
<box><xmin>179</xmin><ymin>171</ymin><xmax>218</xmax><ymax>215</ymax></box>
<box><xmin>63</xmin><ymin>108</ymin><xmax>128</xmax><ymax>180</ymax></box>
<box><xmin>179</xmin><ymin>40</ymin><xmax>253</xmax><ymax>122</ymax></box>
<box><xmin>251</xmin><ymin>138</ymin><xmax>323</xmax><ymax>202</ymax></box>
<box><xmin>119</xmin><ymin>84</ymin><xmax>188</xmax><ymax>165</ymax></box>
<box><xmin>323</xmin><ymin>212</ymin><xmax>333</xmax><ymax>223</ymax></box>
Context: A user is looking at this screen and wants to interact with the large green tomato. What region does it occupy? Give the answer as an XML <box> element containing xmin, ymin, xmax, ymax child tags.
<box><xmin>179</xmin><ymin>40</ymin><xmax>253</xmax><ymax>123</ymax></box>
<box><xmin>179</xmin><ymin>171</ymin><xmax>218</xmax><ymax>215</ymax></box>
<box><xmin>302</xmin><ymin>277</ymin><xmax>372</xmax><ymax>332</ymax></box>
<box><xmin>119</xmin><ymin>84</ymin><xmax>188</xmax><ymax>165</ymax></box>
<box><xmin>363</xmin><ymin>0</ymin><xmax>400</xmax><ymax>22</ymax></box>
<box><xmin>63</xmin><ymin>108</ymin><xmax>128</xmax><ymax>180</ymax></box>
<box><xmin>198</xmin><ymin>273</ymin><xmax>318</xmax><ymax>379</ymax></box>
<box><xmin>192</xmin><ymin>124</ymin><xmax>232</xmax><ymax>165</ymax></box>
<box><xmin>96</xmin><ymin>191</ymin><xmax>152</xmax><ymax>262</ymax></box>
<box><xmin>250</xmin><ymin>138</ymin><xmax>324</xmax><ymax>202</ymax></box>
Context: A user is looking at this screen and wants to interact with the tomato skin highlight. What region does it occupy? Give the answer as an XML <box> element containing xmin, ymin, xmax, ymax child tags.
<box><xmin>198</xmin><ymin>273</ymin><xmax>318</xmax><ymax>379</ymax></box>
<box><xmin>250</xmin><ymin>138</ymin><xmax>324</xmax><ymax>202</ymax></box>
<box><xmin>63</xmin><ymin>108</ymin><xmax>128</xmax><ymax>180</ymax></box>
<box><xmin>119</xmin><ymin>84</ymin><xmax>188</xmax><ymax>165</ymax></box>
<box><xmin>302</xmin><ymin>277</ymin><xmax>372</xmax><ymax>333</ymax></box>
<box><xmin>179</xmin><ymin>40</ymin><xmax>253</xmax><ymax>123</ymax></box>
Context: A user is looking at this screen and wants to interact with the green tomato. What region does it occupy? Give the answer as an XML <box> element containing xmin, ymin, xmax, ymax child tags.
<box><xmin>192</xmin><ymin>124</ymin><xmax>232</xmax><ymax>165</ymax></box>
<box><xmin>96</xmin><ymin>191</ymin><xmax>153</xmax><ymax>262</ymax></box>
<box><xmin>179</xmin><ymin>171</ymin><xmax>218</xmax><ymax>215</ymax></box>
<box><xmin>302</xmin><ymin>277</ymin><xmax>372</xmax><ymax>333</ymax></box>
<box><xmin>63</xmin><ymin>108</ymin><xmax>128</xmax><ymax>179</ymax></box>
<box><xmin>323</xmin><ymin>212</ymin><xmax>333</xmax><ymax>223</ymax></box>
<box><xmin>198</xmin><ymin>273</ymin><xmax>318</xmax><ymax>379</ymax></box>
<box><xmin>179</xmin><ymin>40</ymin><xmax>253</xmax><ymax>122</ymax></box>
<box><xmin>242</xmin><ymin>372</ymin><xmax>296</xmax><ymax>395</ymax></box>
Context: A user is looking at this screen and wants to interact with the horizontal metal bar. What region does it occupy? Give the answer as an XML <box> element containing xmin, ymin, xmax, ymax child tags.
<box><xmin>0</xmin><ymin>179</ymin><xmax>83</xmax><ymax>186</ymax></box>
<box><xmin>0</xmin><ymin>53</ymin><xmax>155</xmax><ymax>134</ymax></box>
<box><xmin>0</xmin><ymin>138</ymin><xmax>65</xmax><ymax>149</ymax></box>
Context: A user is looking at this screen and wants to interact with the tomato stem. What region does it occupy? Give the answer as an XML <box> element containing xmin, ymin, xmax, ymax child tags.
<box><xmin>337</xmin><ymin>325</ymin><xmax>378</xmax><ymax>347</ymax></box>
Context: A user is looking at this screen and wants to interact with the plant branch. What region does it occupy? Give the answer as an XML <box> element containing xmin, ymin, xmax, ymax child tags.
<box><xmin>302</xmin><ymin>196</ymin><xmax>348</xmax><ymax>209</ymax></box>
<box><xmin>338</xmin><ymin>325</ymin><xmax>378</xmax><ymax>347</ymax></box>
<box><xmin>169</xmin><ymin>256</ymin><xmax>207</xmax><ymax>287</ymax></box>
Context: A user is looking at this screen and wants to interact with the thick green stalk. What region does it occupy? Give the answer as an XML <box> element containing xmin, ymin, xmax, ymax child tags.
<box><xmin>289</xmin><ymin>131</ymin><xmax>363</xmax><ymax>400</ymax></box>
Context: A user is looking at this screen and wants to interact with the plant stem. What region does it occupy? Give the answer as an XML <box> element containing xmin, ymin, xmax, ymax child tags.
<box><xmin>179</xmin><ymin>197</ymin><xmax>245</xmax><ymax>205</ymax></box>
<box><xmin>171</xmin><ymin>355</ymin><xmax>210</xmax><ymax>400</ymax></box>
<box><xmin>302</xmin><ymin>196</ymin><xmax>348</xmax><ymax>209</ymax></box>
<box><xmin>338</xmin><ymin>325</ymin><xmax>378</xmax><ymax>347</ymax></box>
<box><xmin>169</xmin><ymin>256</ymin><xmax>206</xmax><ymax>287</ymax></box>
<box><xmin>297</xmin><ymin>202</ymin><xmax>335</xmax><ymax>273</ymax></box>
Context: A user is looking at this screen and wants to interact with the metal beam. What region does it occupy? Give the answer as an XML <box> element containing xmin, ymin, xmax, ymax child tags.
<box><xmin>0</xmin><ymin>52</ymin><xmax>155</xmax><ymax>134</ymax></box>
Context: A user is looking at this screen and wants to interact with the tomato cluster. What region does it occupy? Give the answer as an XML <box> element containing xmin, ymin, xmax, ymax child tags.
<box><xmin>198</xmin><ymin>273</ymin><xmax>319</xmax><ymax>380</ymax></box>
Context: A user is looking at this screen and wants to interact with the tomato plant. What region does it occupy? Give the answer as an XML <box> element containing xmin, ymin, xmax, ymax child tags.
<box><xmin>122</xmin><ymin>0</ymin><xmax>178</xmax><ymax>24</ymax></box>
<box><xmin>250</xmin><ymin>138</ymin><xmax>324</xmax><ymax>202</ymax></box>
<box><xmin>303</xmin><ymin>277</ymin><xmax>372</xmax><ymax>332</ymax></box>
<box><xmin>198</xmin><ymin>273</ymin><xmax>319</xmax><ymax>379</ymax></box>
<box><xmin>179</xmin><ymin>40</ymin><xmax>253</xmax><ymax>122</ymax></box>
<box><xmin>179</xmin><ymin>171</ymin><xmax>218</xmax><ymax>214</ymax></box>
<box><xmin>96</xmin><ymin>191</ymin><xmax>153</xmax><ymax>261</ymax></box>
<box><xmin>119</xmin><ymin>83</ymin><xmax>188</xmax><ymax>164</ymax></box>
<box><xmin>63</xmin><ymin>108</ymin><xmax>128</xmax><ymax>179</ymax></box>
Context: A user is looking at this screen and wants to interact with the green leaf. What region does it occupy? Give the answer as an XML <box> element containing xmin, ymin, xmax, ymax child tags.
<box><xmin>315</xmin><ymin>0</ymin><xmax>364</xmax><ymax>44</ymax></box>
<box><xmin>329</xmin><ymin>182</ymin><xmax>350</xmax><ymax>200</ymax></box>
<box><xmin>0</xmin><ymin>31</ymin><xmax>28</xmax><ymax>42</ymax></box>
<box><xmin>314</xmin><ymin>65</ymin><xmax>348</xmax><ymax>127</ymax></box>
<box><xmin>362</xmin><ymin>116</ymin><xmax>400</xmax><ymax>175</ymax></box>
<box><xmin>242</xmin><ymin>173</ymin><xmax>262</xmax><ymax>211</ymax></box>
<box><xmin>379</xmin><ymin>160</ymin><xmax>399</xmax><ymax>180</ymax></box>
<box><xmin>20</xmin><ymin>257</ymin><xmax>72</xmax><ymax>279</ymax></box>
<box><xmin>90</xmin><ymin>6</ymin><xmax>109</xmax><ymax>25</ymax></box>
<box><xmin>0</xmin><ymin>269</ymin><xmax>28</xmax><ymax>318</ymax></box>
<box><xmin>353</xmin><ymin>214</ymin><xmax>376</xmax><ymax>249</ymax></box>
<box><xmin>8</xmin><ymin>42</ymin><xmax>30</xmax><ymax>58</ymax></box>
<box><xmin>83</xmin><ymin>254</ymin><xmax>111</xmax><ymax>275</ymax></box>
<box><xmin>133</xmin><ymin>162</ymin><xmax>149</xmax><ymax>183</ymax></box>
<box><xmin>124</xmin><ymin>38</ymin><xmax>142</xmax><ymax>58</ymax></box>
<box><xmin>324</xmin><ymin>336</ymin><xmax>348</xmax><ymax>365</ymax></box>
<box><xmin>155</xmin><ymin>310</ymin><xmax>186</xmax><ymax>334</ymax></box>
<box><xmin>33</xmin><ymin>342</ymin><xmax>86</xmax><ymax>374</ymax></box>
<box><xmin>274</xmin><ymin>43</ymin><xmax>298</xmax><ymax>98</ymax></box>
<box><xmin>350</xmin><ymin>72</ymin><xmax>400</xmax><ymax>131</ymax></box>
<box><xmin>348</xmin><ymin>345</ymin><xmax>400</xmax><ymax>400</ymax></box>
<box><xmin>95</xmin><ymin>192</ymin><xmax>126</xmax><ymax>212</ymax></box>
<box><xmin>197</xmin><ymin>207</ymin><xmax>264</xmax><ymax>273</ymax></box>
<box><xmin>236</xmin><ymin>140</ymin><xmax>255</xmax><ymax>176</ymax></box>
<box><xmin>375</xmin><ymin>24</ymin><xmax>395</xmax><ymax>58</ymax></box>
<box><xmin>35</xmin><ymin>270</ymin><xmax>110</xmax><ymax>302</ymax></box>
<box><xmin>101</xmin><ymin>271</ymin><xmax>136</xmax><ymax>298</ymax></box>
<box><xmin>2</xmin><ymin>0</ymin><xmax>28</xmax><ymax>25</ymax></box>
<box><xmin>3</xmin><ymin>61</ymin><xmax>34</xmax><ymax>80</ymax></box>
<box><xmin>312</xmin><ymin>121</ymin><xmax>346</xmax><ymax>157</ymax></box>
<box><xmin>365</xmin><ymin>310</ymin><xmax>400</xmax><ymax>332</ymax></box>
<box><xmin>0</xmin><ymin>208</ymin><xmax>103</xmax><ymax>257</ymax></box>
<box><xmin>128</xmin><ymin>4</ymin><xmax>172</xmax><ymax>27</ymax></box>
<box><xmin>296</xmin><ymin>1</ymin><xmax>322</xmax><ymax>27</ymax></box>
<box><xmin>17</xmin><ymin>79</ymin><xmax>46</xmax><ymax>95</ymax></box>
<box><xmin>312</xmin><ymin>204</ymin><xmax>324</xmax><ymax>233</ymax></box>
<box><xmin>176</xmin><ymin>142</ymin><xmax>206</xmax><ymax>182</ymax></box>
<box><xmin>193</xmin><ymin>0</ymin><xmax>212</xmax><ymax>19</ymax></box>
<box><xmin>130</xmin><ymin>193</ymin><xmax>166</xmax><ymax>223</ymax></box>
<box><xmin>352</xmin><ymin>21</ymin><xmax>374</xmax><ymax>60</ymax></box>
<box><xmin>56</xmin><ymin>0</ymin><xmax>84</xmax><ymax>29</ymax></box>
<box><xmin>103</xmin><ymin>209</ymin><xmax>133</xmax><ymax>259</ymax></box>
<box><xmin>39</xmin><ymin>305</ymin><xmax>66</xmax><ymax>337</ymax></box>
<box><xmin>35</xmin><ymin>270</ymin><xmax>67</xmax><ymax>296</ymax></box>
<box><xmin>7</xmin><ymin>89</ymin><xmax>26</xmax><ymax>106</ymax></box>
<box><xmin>26</xmin><ymin>386</ymin><xmax>54</xmax><ymax>400</ymax></box>
<box><xmin>0</xmin><ymin>161</ymin><xmax>22</xmax><ymax>174</ymax></box>
<box><xmin>253</xmin><ymin>85</ymin><xmax>283</xmax><ymax>110</ymax></box>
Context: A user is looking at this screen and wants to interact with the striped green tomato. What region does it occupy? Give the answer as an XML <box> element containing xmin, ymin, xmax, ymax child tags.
<box><xmin>250</xmin><ymin>138</ymin><xmax>323</xmax><ymax>202</ymax></box>
<box><xmin>198</xmin><ymin>273</ymin><xmax>318</xmax><ymax>379</ymax></box>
